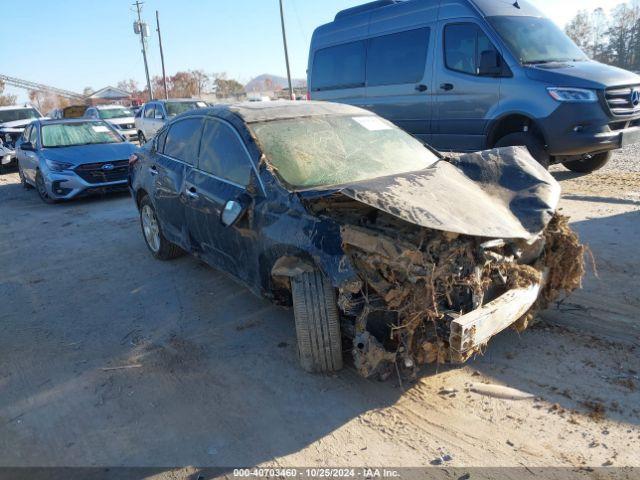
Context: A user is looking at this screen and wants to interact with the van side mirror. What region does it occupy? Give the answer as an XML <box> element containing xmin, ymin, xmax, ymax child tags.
<box><xmin>478</xmin><ymin>50</ymin><xmax>503</xmax><ymax>76</ymax></box>
<box><xmin>20</xmin><ymin>142</ymin><xmax>35</xmax><ymax>151</ymax></box>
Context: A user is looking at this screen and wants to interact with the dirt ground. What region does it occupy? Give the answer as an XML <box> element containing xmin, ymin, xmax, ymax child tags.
<box><xmin>0</xmin><ymin>154</ymin><xmax>638</xmax><ymax>472</ymax></box>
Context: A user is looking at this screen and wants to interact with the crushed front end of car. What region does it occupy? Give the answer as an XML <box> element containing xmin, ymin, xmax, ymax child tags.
<box><xmin>303</xmin><ymin>147</ymin><xmax>585</xmax><ymax>379</ymax></box>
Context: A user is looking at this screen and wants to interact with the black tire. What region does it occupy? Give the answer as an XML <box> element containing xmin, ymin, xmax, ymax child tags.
<box><xmin>138</xmin><ymin>131</ymin><xmax>146</xmax><ymax>145</ymax></box>
<box><xmin>494</xmin><ymin>132</ymin><xmax>550</xmax><ymax>168</ymax></box>
<box><xmin>35</xmin><ymin>170</ymin><xmax>57</xmax><ymax>204</ymax></box>
<box><xmin>18</xmin><ymin>162</ymin><xmax>33</xmax><ymax>189</ymax></box>
<box><xmin>139</xmin><ymin>195</ymin><xmax>184</xmax><ymax>260</ymax></box>
<box><xmin>562</xmin><ymin>151</ymin><xmax>611</xmax><ymax>173</ymax></box>
<box><xmin>290</xmin><ymin>271</ymin><xmax>343</xmax><ymax>373</ymax></box>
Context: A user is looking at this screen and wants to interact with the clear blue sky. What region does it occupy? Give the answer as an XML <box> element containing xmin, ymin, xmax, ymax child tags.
<box><xmin>1</xmin><ymin>0</ymin><xmax>606</xmax><ymax>102</ymax></box>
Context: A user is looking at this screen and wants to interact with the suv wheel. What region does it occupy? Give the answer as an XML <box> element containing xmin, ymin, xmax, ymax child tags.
<box><xmin>35</xmin><ymin>170</ymin><xmax>57</xmax><ymax>204</ymax></box>
<box><xmin>494</xmin><ymin>132</ymin><xmax>550</xmax><ymax>168</ymax></box>
<box><xmin>290</xmin><ymin>270</ymin><xmax>343</xmax><ymax>373</ymax></box>
<box><xmin>562</xmin><ymin>152</ymin><xmax>611</xmax><ymax>173</ymax></box>
<box><xmin>139</xmin><ymin>195</ymin><xmax>183</xmax><ymax>260</ymax></box>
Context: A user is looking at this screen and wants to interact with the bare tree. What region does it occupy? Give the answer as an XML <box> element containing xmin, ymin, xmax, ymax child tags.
<box><xmin>0</xmin><ymin>80</ymin><xmax>17</xmax><ymax>106</ymax></box>
<box><xmin>566</xmin><ymin>10</ymin><xmax>594</xmax><ymax>57</ymax></box>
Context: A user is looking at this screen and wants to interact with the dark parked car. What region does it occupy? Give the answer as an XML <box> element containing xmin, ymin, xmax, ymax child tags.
<box><xmin>129</xmin><ymin>101</ymin><xmax>583</xmax><ymax>377</ymax></box>
<box><xmin>16</xmin><ymin>119</ymin><xmax>137</xmax><ymax>203</ymax></box>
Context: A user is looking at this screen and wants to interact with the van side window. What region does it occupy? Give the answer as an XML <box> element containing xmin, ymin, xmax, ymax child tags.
<box><xmin>311</xmin><ymin>40</ymin><xmax>366</xmax><ymax>91</ymax></box>
<box><xmin>444</xmin><ymin>23</ymin><xmax>496</xmax><ymax>76</ymax></box>
<box><xmin>367</xmin><ymin>28</ymin><xmax>430</xmax><ymax>86</ymax></box>
<box><xmin>163</xmin><ymin>118</ymin><xmax>203</xmax><ymax>165</ymax></box>
<box><xmin>198</xmin><ymin>119</ymin><xmax>252</xmax><ymax>186</ymax></box>
<box><xmin>28</xmin><ymin>125</ymin><xmax>38</xmax><ymax>144</ymax></box>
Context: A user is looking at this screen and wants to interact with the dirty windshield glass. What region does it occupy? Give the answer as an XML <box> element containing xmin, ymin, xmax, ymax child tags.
<box><xmin>165</xmin><ymin>102</ymin><xmax>205</xmax><ymax>117</ymax></box>
<box><xmin>99</xmin><ymin>108</ymin><xmax>133</xmax><ymax>119</ymax></box>
<box><xmin>0</xmin><ymin>108</ymin><xmax>41</xmax><ymax>124</ymax></box>
<box><xmin>251</xmin><ymin>115</ymin><xmax>438</xmax><ymax>189</ymax></box>
<box><xmin>42</xmin><ymin>122</ymin><xmax>122</xmax><ymax>147</ymax></box>
<box><xmin>488</xmin><ymin>16</ymin><xmax>587</xmax><ymax>64</ymax></box>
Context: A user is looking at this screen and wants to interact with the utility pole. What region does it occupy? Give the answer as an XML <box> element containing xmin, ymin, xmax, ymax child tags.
<box><xmin>133</xmin><ymin>1</ymin><xmax>153</xmax><ymax>101</ymax></box>
<box><xmin>278</xmin><ymin>0</ymin><xmax>294</xmax><ymax>100</ymax></box>
<box><xmin>156</xmin><ymin>10</ymin><xmax>169</xmax><ymax>100</ymax></box>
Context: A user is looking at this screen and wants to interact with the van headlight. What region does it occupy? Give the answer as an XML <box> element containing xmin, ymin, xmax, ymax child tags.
<box><xmin>547</xmin><ymin>87</ymin><xmax>597</xmax><ymax>103</ymax></box>
<box><xmin>45</xmin><ymin>159</ymin><xmax>74</xmax><ymax>172</ymax></box>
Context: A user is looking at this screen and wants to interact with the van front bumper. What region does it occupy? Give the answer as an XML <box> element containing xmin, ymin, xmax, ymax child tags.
<box><xmin>541</xmin><ymin>103</ymin><xmax>640</xmax><ymax>157</ymax></box>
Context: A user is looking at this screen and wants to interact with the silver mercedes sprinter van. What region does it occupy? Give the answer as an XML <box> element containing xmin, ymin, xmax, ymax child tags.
<box><xmin>308</xmin><ymin>0</ymin><xmax>640</xmax><ymax>173</ymax></box>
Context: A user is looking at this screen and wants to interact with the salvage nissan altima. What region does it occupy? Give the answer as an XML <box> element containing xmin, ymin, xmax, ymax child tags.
<box><xmin>129</xmin><ymin>101</ymin><xmax>585</xmax><ymax>378</ymax></box>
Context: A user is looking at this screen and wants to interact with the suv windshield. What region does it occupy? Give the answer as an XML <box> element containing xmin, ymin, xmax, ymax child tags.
<box><xmin>42</xmin><ymin>122</ymin><xmax>123</xmax><ymax>148</ymax></box>
<box><xmin>99</xmin><ymin>108</ymin><xmax>133</xmax><ymax>119</ymax></box>
<box><xmin>250</xmin><ymin>115</ymin><xmax>438</xmax><ymax>189</ymax></box>
<box><xmin>0</xmin><ymin>108</ymin><xmax>41</xmax><ymax>124</ymax></box>
<box><xmin>488</xmin><ymin>16</ymin><xmax>587</xmax><ymax>64</ymax></box>
<box><xmin>165</xmin><ymin>101</ymin><xmax>207</xmax><ymax>117</ymax></box>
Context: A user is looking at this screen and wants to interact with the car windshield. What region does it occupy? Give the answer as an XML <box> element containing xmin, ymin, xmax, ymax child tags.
<box><xmin>99</xmin><ymin>108</ymin><xmax>133</xmax><ymax>119</ymax></box>
<box><xmin>41</xmin><ymin>122</ymin><xmax>123</xmax><ymax>148</ymax></box>
<box><xmin>488</xmin><ymin>16</ymin><xmax>587</xmax><ymax>64</ymax></box>
<box><xmin>165</xmin><ymin>101</ymin><xmax>207</xmax><ymax>117</ymax></box>
<box><xmin>0</xmin><ymin>108</ymin><xmax>41</xmax><ymax>124</ymax></box>
<box><xmin>250</xmin><ymin>115</ymin><xmax>439</xmax><ymax>189</ymax></box>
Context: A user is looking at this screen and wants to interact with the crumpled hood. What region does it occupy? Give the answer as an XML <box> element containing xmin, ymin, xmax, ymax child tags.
<box><xmin>525</xmin><ymin>60</ymin><xmax>640</xmax><ymax>89</ymax></box>
<box><xmin>43</xmin><ymin>142</ymin><xmax>137</xmax><ymax>166</ymax></box>
<box><xmin>316</xmin><ymin>147</ymin><xmax>561</xmax><ymax>240</ymax></box>
<box><xmin>0</xmin><ymin>119</ymin><xmax>33</xmax><ymax>132</ymax></box>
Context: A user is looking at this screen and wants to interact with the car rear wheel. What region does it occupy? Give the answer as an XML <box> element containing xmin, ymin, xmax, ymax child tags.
<box><xmin>18</xmin><ymin>162</ymin><xmax>33</xmax><ymax>189</ymax></box>
<box><xmin>290</xmin><ymin>270</ymin><xmax>343</xmax><ymax>373</ymax></box>
<box><xmin>494</xmin><ymin>132</ymin><xmax>550</xmax><ymax>169</ymax></box>
<box><xmin>35</xmin><ymin>170</ymin><xmax>57</xmax><ymax>204</ymax></box>
<box><xmin>562</xmin><ymin>152</ymin><xmax>611</xmax><ymax>173</ymax></box>
<box><xmin>139</xmin><ymin>195</ymin><xmax>183</xmax><ymax>260</ymax></box>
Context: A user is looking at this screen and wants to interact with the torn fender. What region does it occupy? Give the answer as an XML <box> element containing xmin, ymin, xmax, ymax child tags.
<box><xmin>331</xmin><ymin>147</ymin><xmax>560</xmax><ymax>240</ymax></box>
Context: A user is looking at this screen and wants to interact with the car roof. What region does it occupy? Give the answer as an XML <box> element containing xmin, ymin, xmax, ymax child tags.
<box><xmin>37</xmin><ymin>118</ymin><xmax>105</xmax><ymax>126</ymax></box>
<box><xmin>210</xmin><ymin>100</ymin><xmax>375</xmax><ymax>123</ymax></box>
<box><xmin>0</xmin><ymin>105</ymin><xmax>36</xmax><ymax>111</ymax></box>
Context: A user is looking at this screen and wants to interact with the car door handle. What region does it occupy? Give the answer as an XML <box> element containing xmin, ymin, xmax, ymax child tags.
<box><xmin>149</xmin><ymin>165</ymin><xmax>158</xmax><ymax>175</ymax></box>
<box><xmin>185</xmin><ymin>186</ymin><xmax>199</xmax><ymax>199</ymax></box>
<box><xmin>440</xmin><ymin>83</ymin><xmax>454</xmax><ymax>91</ymax></box>
<box><xmin>415</xmin><ymin>84</ymin><xmax>428</xmax><ymax>92</ymax></box>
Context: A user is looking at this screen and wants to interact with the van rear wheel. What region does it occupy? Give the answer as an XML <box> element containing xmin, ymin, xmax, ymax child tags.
<box><xmin>562</xmin><ymin>152</ymin><xmax>611</xmax><ymax>173</ymax></box>
<box><xmin>494</xmin><ymin>132</ymin><xmax>550</xmax><ymax>169</ymax></box>
<box><xmin>290</xmin><ymin>271</ymin><xmax>343</xmax><ymax>373</ymax></box>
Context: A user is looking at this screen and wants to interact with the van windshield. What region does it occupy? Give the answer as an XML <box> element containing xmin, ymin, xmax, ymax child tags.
<box><xmin>250</xmin><ymin>115</ymin><xmax>439</xmax><ymax>189</ymax></box>
<box><xmin>488</xmin><ymin>16</ymin><xmax>587</xmax><ymax>65</ymax></box>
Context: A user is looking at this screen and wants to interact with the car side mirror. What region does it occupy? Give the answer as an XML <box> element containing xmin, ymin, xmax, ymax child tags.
<box><xmin>21</xmin><ymin>142</ymin><xmax>34</xmax><ymax>151</ymax></box>
<box><xmin>478</xmin><ymin>50</ymin><xmax>502</xmax><ymax>76</ymax></box>
<box><xmin>221</xmin><ymin>193</ymin><xmax>251</xmax><ymax>227</ymax></box>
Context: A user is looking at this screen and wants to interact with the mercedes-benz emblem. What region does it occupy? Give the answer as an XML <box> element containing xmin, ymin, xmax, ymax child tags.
<box><xmin>102</xmin><ymin>163</ymin><xmax>115</xmax><ymax>171</ymax></box>
<box><xmin>631</xmin><ymin>89</ymin><xmax>640</xmax><ymax>107</ymax></box>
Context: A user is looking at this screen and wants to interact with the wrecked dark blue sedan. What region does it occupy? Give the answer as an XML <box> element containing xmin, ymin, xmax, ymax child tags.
<box><xmin>128</xmin><ymin>101</ymin><xmax>584</xmax><ymax>378</ymax></box>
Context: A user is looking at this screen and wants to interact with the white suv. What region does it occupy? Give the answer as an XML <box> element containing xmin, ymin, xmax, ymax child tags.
<box><xmin>85</xmin><ymin>105</ymin><xmax>138</xmax><ymax>142</ymax></box>
<box><xmin>135</xmin><ymin>99</ymin><xmax>207</xmax><ymax>143</ymax></box>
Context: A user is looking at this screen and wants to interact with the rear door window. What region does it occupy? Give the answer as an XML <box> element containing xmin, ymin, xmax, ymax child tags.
<box><xmin>367</xmin><ymin>28</ymin><xmax>430</xmax><ymax>86</ymax></box>
<box><xmin>198</xmin><ymin>119</ymin><xmax>252</xmax><ymax>186</ymax></box>
<box><xmin>311</xmin><ymin>40</ymin><xmax>366</xmax><ymax>91</ymax></box>
<box><xmin>444</xmin><ymin>23</ymin><xmax>497</xmax><ymax>75</ymax></box>
<box><xmin>163</xmin><ymin>118</ymin><xmax>203</xmax><ymax>165</ymax></box>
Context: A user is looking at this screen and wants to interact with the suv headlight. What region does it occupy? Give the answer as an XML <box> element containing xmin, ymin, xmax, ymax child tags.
<box><xmin>45</xmin><ymin>159</ymin><xmax>74</xmax><ymax>172</ymax></box>
<box><xmin>547</xmin><ymin>87</ymin><xmax>597</xmax><ymax>103</ymax></box>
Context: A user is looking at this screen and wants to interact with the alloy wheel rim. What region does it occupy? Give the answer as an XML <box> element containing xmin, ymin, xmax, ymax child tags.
<box><xmin>141</xmin><ymin>205</ymin><xmax>161</xmax><ymax>253</ymax></box>
<box><xmin>36</xmin><ymin>173</ymin><xmax>48</xmax><ymax>199</ymax></box>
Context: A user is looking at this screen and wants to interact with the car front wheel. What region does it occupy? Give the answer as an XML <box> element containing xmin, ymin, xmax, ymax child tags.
<box><xmin>35</xmin><ymin>170</ymin><xmax>57</xmax><ymax>204</ymax></box>
<box><xmin>139</xmin><ymin>195</ymin><xmax>183</xmax><ymax>260</ymax></box>
<box><xmin>290</xmin><ymin>270</ymin><xmax>343</xmax><ymax>373</ymax></box>
<box><xmin>562</xmin><ymin>152</ymin><xmax>611</xmax><ymax>173</ymax></box>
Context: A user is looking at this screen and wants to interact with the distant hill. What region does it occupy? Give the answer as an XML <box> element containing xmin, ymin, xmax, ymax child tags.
<box><xmin>244</xmin><ymin>74</ymin><xmax>306</xmax><ymax>93</ymax></box>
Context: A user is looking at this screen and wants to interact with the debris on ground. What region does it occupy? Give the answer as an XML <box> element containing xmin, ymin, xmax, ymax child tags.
<box><xmin>469</xmin><ymin>383</ymin><xmax>535</xmax><ymax>400</ymax></box>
